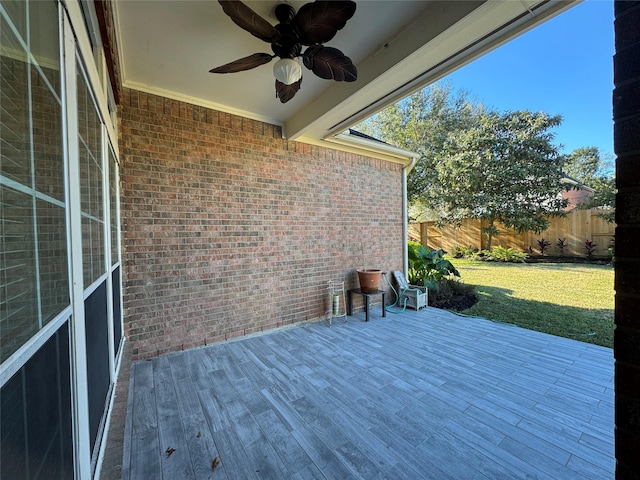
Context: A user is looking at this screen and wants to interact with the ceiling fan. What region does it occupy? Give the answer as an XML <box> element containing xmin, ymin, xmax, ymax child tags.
<box><xmin>209</xmin><ymin>0</ymin><xmax>358</xmax><ymax>103</ymax></box>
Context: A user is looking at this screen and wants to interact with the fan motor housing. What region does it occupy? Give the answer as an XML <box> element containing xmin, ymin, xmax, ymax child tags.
<box><xmin>274</xmin><ymin>4</ymin><xmax>296</xmax><ymax>23</ymax></box>
<box><xmin>272</xmin><ymin>23</ymin><xmax>301</xmax><ymax>58</ymax></box>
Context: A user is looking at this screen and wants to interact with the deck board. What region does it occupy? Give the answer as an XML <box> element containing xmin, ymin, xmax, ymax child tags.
<box><xmin>121</xmin><ymin>307</ymin><xmax>614</xmax><ymax>479</ymax></box>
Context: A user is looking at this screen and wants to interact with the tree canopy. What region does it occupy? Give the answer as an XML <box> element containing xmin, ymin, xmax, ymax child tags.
<box><xmin>358</xmin><ymin>83</ymin><xmax>483</xmax><ymax>214</ymax></box>
<box><xmin>563</xmin><ymin>147</ymin><xmax>615</xmax><ymax>221</ymax></box>
<box><xmin>358</xmin><ymin>83</ymin><xmax>569</xmax><ymax>248</ymax></box>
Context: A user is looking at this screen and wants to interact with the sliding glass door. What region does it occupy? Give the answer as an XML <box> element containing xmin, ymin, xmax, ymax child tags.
<box><xmin>0</xmin><ymin>0</ymin><xmax>122</xmax><ymax>477</ymax></box>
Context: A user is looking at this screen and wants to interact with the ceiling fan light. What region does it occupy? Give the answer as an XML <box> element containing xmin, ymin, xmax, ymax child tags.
<box><xmin>273</xmin><ymin>58</ymin><xmax>302</xmax><ymax>85</ymax></box>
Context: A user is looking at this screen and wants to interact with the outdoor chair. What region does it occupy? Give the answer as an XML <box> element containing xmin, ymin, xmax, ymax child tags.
<box><xmin>392</xmin><ymin>270</ymin><xmax>428</xmax><ymax>310</ymax></box>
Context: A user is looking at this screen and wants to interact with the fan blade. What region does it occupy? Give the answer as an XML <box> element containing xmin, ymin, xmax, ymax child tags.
<box><xmin>295</xmin><ymin>1</ymin><xmax>356</xmax><ymax>45</ymax></box>
<box><xmin>218</xmin><ymin>0</ymin><xmax>279</xmax><ymax>43</ymax></box>
<box><xmin>275</xmin><ymin>78</ymin><xmax>302</xmax><ymax>103</ymax></box>
<box><xmin>209</xmin><ymin>53</ymin><xmax>273</xmax><ymax>73</ymax></box>
<box><xmin>303</xmin><ymin>45</ymin><xmax>357</xmax><ymax>82</ymax></box>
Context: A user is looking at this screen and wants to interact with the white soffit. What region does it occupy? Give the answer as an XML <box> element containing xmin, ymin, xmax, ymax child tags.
<box><xmin>113</xmin><ymin>0</ymin><xmax>578</xmax><ymax>155</ymax></box>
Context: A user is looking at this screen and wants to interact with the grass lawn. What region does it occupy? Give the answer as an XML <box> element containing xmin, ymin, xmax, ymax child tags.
<box><xmin>451</xmin><ymin>259</ymin><xmax>614</xmax><ymax>348</ymax></box>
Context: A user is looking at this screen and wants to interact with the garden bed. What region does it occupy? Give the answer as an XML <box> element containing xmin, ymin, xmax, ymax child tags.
<box><xmin>436</xmin><ymin>293</ymin><xmax>478</xmax><ymax>311</ymax></box>
<box><xmin>524</xmin><ymin>255</ymin><xmax>611</xmax><ymax>265</ymax></box>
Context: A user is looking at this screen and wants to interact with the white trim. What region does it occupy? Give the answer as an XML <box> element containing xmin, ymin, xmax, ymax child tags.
<box><xmin>103</xmin><ymin>125</ymin><xmax>116</xmax><ymax>384</ymax></box>
<box><xmin>110</xmin><ymin>146</ymin><xmax>124</xmax><ymax>358</ymax></box>
<box><xmin>0</xmin><ymin>308</ymin><xmax>72</xmax><ymax>387</ymax></box>
<box><xmin>0</xmin><ymin>42</ymin><xmax>62</xmax><ymax>78</ymax></box>
<box><xmin>90</xmin><ymin>382</ymin><xmax>114</xmax><ymax>471</ymax></box>
<box><xmin>25</xmin><ymin>26</ymin><xmax>45</xmax><ymax>329</ymax></box>
<box><xmin>82</xmin><ymin>271</ymin><xmax>109</xmax><ymax>300</ymax></box>
<box><xmin>61</xmin><ymin>0</ymin><xmax>118</xmax><ymax>156</ymax></box>
<box><xmin>0</xmin><ymin>45</ymin><xmax>62</xmax><ymax>105</ymax></box>
<box><xmin>109</xmin><ymin>152</ymin><xmax>125</xmax><ymax>356</ymax></box>
<box><xmin>62</xmin><ymin>12</ymin><xmax>92</xmax><ymax>478</ymax></box>
<box><xmin>403</xmin><ymin>156</ymin><xmax>419</xmax><ymax>276</ymax></box>
<box><xmin>92</xmin><ymin>337</ymin><xmax>125</xmax><ymax>480</ymax></box>
<box><xmin>111</xmin><ymin>0</ymin><xmax>279</xmax><ymax>130</ymax></box>
<box><xmin>561</xmin><ymin>177</ymin><xmax>596</xmax><ymax>192</ymax></box>
<box><xmin>325</xmin><ymin>131</ymin><xmax>419</xmax><ymax>164</ymax></box>
<box><xmin>0</xmin><ymin>175</ymin><xmax>67</xmax><ymax>208</ymax></box>
<box><xmin>122</xmin><ymin>79</ymin><xmax>285</xmax><ymax>130</ymax></box>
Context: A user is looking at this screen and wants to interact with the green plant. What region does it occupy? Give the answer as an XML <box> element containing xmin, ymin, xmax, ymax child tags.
<box><xmin>451</xmin><ymin>245</ymin><xmax>487</xmax><ymax>261</ymax></box>
<box><xmin>537</xmin><ymin>238</ymin><xmax>551</xmax><ymax>255</ymax></box>
<box><xmin>608</xmin><ymin>237</ymin><xmax>615</xmax><ymax>258</ymax></box>
<box><xmin>486</xmin><ymin>246</ymin><xmax>528</xmax><ymax>263</ymax></box>
<box><xmin>584</xmin><ymin>239</ymin><xmax>597</xmax><ymax>259</ymax></box>
<box><xmin>451</xmin><ymin>245</ymin><xmax>477</xmax><ymax>259</ymax></box>
<box><xmin>408</xmin><ymin>241</ymin><xmax>460</xmax><ymax>290</ymax></box>
<box><xmin>469</xmin><ymin>250</ymin><xmax>490</xmax><ymax>261</ymax></box>
<box><xmin>556</xmin><ymin>238</ymin><xmax>567</xmax><ymax>257</ymax></box>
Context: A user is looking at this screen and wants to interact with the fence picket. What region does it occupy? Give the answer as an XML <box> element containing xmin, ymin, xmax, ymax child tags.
<box><xmin>418</xmin><ymin>209</ymin><xmax>615</xmax><ymax>257</ymax></box>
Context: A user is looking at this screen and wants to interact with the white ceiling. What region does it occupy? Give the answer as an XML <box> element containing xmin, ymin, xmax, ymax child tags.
<box><xmin>114</xmin><ymin>0</ymin><xmax>577</xmax><ymax>152</ymax></box>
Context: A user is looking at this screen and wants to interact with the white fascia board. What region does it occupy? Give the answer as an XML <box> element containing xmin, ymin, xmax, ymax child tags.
<box><xmin>315</xmin><ymin>131</ymin><xmax>419</xmax><ymax>166</ymax></box>
<box><xmin>561</xmin><ymin>177</ymin><xmax>596</xmax><ymax>192</ymax></box>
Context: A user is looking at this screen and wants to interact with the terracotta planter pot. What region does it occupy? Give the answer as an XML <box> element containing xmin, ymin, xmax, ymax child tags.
<box><xmin>357</xmin><ymin>269</ymin><xmax>382</xmax><ymax>293</ymax></box>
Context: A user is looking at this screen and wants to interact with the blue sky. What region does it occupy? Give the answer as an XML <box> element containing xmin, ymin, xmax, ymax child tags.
<box><xmin>444</xmin><ymin>0</ymin><xmax>614</xmax><ymax>158</ymax></box>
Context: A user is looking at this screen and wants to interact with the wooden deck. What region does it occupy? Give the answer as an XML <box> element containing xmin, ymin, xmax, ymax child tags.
<box><xmin>121</xmin><ymin>306</ymin><xmax>614</xmax><ymax>479</ymax></box>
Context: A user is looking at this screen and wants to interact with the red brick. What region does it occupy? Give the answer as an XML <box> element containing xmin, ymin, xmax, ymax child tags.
<box><xmin>119</xmin><ymin>88</ymin><xmax>404</xmax><ymax>360</ymax></box>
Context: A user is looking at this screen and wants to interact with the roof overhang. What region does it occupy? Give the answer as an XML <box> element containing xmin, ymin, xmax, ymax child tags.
<box><xmin>111</xmin><ymin>0</ymin><xmax>579</xmax><ymax>159</ymax></box>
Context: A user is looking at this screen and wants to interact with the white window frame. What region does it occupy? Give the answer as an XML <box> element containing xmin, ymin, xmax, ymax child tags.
<box><xmin>0</xmin><ymin>1</ymin><xmax>123</xmax><ymax>478</ymax></box>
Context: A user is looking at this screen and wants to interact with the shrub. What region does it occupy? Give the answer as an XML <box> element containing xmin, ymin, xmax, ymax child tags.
<box><xmin>451</xmin><ymin>245</ymin><xmax>477</xmax><ymax>259</ymax></box>
<box><xmin>429</xmin><ymin>278</ymin><xmax>453</xmax><ymax>307</ymax></box>
<box><xmin>469</xmin><ymin>250</ymin><xmax>489</xmax><ymax>261</ymax></box>
<box><xmin>584</xmin><ymin>239</ymin><xmax>597</xmax><ymax>259</ymax></box>
<box><xmin>429</xmin><ymin>277</ymin><xmax>477</xmax><ymax>310</ymax></box>
<box><xmin>408</xmin><ymin>242</ymin><xmax>460</xmax><ymax>290</ymax></box>
<box><xmin>451</xmin><ymin>245</ymin><xmax>490</xmax><ymax>261</ymax></box>
<box><xmin>537</xmin><ymin>238</ymin><xmax>551</xmax><ymax>255</ymax></box>
<box><xmin>486</xmin><ymin>246</ymin><xmax>528</xmax><ymax>263</ymax></box>
<box><xmin>556</xmin><ymin>238</ymin><xmax>567</xmax><ymax>257</ymax></box>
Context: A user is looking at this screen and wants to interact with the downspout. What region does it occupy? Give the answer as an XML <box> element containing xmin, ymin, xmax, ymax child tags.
<box><xmin>402</xmin><ymin>155</ymin><xmax>419</xmax><ymax>277</ymax></box>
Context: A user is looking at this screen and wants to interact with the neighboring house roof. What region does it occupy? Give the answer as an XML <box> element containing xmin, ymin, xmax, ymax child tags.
<box><xmin>561</xmin><ymin>175</ymin><xmax>596</xmax><ymax>192</ymax></box>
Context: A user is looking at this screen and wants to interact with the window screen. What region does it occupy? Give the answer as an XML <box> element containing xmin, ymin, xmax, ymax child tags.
<box><xmin>0</xmin><ymin>0</ymin><xmax>68</xmax><ymax>363</ymax></box>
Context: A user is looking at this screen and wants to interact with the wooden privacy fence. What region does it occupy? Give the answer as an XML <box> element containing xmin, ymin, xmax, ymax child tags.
<box><xmin>419</xmin><ymin>209</ymin><xmax>615</xmax><ymax>257</ymax></box>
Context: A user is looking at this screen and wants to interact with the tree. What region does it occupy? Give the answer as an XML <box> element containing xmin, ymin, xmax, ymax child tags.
<box><xmin>359</xmin><ymin>84</ymin><xmax>569</xmax><ymax>248</ymax></box>
<box><xmin>564</xmin><ymin>146</ymin><xmax>602</xmax><ymax>181</ymax></box>
<box><xmin>427</xmin><ymin>110</ymin><xmax>568</xmax><ymax>249</ymax></box>
<box><xmin>563</xmin><ymin>147</ymin><xmax>615</xmax><ymax>222</ymax></box>
<box><xmin>358</xmin><ymin>82</ymin><xmax>484</xmax><ymax>220</ymax></box>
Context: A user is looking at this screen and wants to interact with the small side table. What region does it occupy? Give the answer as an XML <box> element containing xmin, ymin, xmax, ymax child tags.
<box><xmin>347</xmin><ymin>289</ymin><xmax>386</xmax><ymax>322</ymax></box>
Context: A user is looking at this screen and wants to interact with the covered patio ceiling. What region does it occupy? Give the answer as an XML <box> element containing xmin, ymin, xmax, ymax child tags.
<box><xmin>113</xmin><ymin>0</ymin><xmax>578</xmax><ymax>152</ymax></box>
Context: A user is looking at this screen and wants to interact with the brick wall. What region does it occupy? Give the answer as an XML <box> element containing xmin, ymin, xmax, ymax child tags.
<box><xmin>613</xmin><ymin>1</ymin><xmax>640</xmax><ymax>476</ymax></box>
<box><xmin>119</xmin><ymin>88</ymin><xmax>404</xmax><ymax>359</ymax></box>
